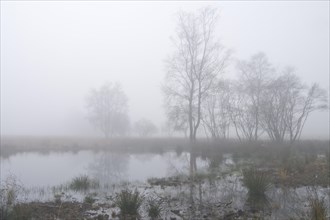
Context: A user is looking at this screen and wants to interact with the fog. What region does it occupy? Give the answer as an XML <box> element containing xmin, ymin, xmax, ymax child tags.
<box><xmin>1</xmin><ymin>1</ymin><xmax>329</xmax><ymax>139</ymax></box>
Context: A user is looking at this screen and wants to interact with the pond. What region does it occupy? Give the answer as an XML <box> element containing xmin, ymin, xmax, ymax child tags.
<box><xmin>1</xmin><ymin>148</ymin><xmax>329</xmax><ymax>219</ymax></box>
<box><xmin>1</xmin><ymin>150</ymin><xmax>210</xmax><ymax>188</ymax></box>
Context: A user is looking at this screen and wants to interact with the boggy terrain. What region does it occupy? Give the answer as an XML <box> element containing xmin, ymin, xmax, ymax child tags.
<box><xmin>0</xmin><ymin>137</ymin><xmax>329</xmax><ymax>219</ymax></box>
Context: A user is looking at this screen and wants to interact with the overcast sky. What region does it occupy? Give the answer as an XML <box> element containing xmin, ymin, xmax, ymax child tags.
<box><xmin>1</xmin><ymin>1</ymin><xmax>329</xmax><ymax>138</ymax></box>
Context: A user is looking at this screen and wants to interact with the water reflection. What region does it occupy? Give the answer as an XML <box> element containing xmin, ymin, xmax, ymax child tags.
<box><xmin>0</xmin><ymin>151</ymin><xmax>95</xmax><ymax>187</ymax></box>
<box><xmin>1</xmin><ymin>150</ymin><xmax>209</xmax><ymax>188</ymax></box>
<box><xmin>87</xmin><ymin>152</ymin><xmax>129</xmax><ymax>185</ymax></box>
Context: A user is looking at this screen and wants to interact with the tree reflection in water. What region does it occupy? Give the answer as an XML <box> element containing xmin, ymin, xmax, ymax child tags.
<box><xmin>188</xmin><ymin>148</ymin><xmax>198</xmax><ymax>217</ymax></box>
<box><xmin>88</xmin><ymin>152</ymin><xmax>129</xmax><ymax>185</ymax></box>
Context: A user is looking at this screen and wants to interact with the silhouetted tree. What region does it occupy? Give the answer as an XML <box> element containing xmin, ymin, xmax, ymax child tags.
<box><xmin>86</xmin><ymin>82</ymin><xmax>130</xmax><ymax>138</ymax></box>
<box><xmin>163</xmin><ymin>7</ymin><xmax>230</xmax><ymax>142</ymax></box>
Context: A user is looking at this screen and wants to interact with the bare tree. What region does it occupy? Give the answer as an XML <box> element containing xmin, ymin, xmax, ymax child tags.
<box><xmin>260</xmin><ymin>73</ymin><xmax>289</xmax><ymax>143</ymax></box>
<box><xmin>231</xmin><ymin>53</ymin><xmax>273</xmax><ymax>141</ymax></box>
<box><xmin>163</xmin><ymin>7</ymin><xmax>230</xmax><ymax>142</ymax></box>
<box><xmin>229</xmin><ymin>83</ymin><xmax>257</xmax><ymax>142</ymax></box>
<box><xmin>286</xmin><ymin>83</ymin><xmax>328</xmax><ymax>143</ymax></box>
<box><xmin>165</xmin><ymin>102</ymin><xmax>189</xmax><ymax>137</ymax></box>
<box><xmin>86</xmin><ymin>82</ymin><xmax>130</xmax><ymax>138</ymax></box>
<box><xmin>261</xmin><ymin>69</ymin><xmax>328</xmax><ymax>143</ymax></box>
<box><xmin>134</xmin><ymin>118</ymin><xmax>158</xmax><ymax>137</ymax></box>
<box><xmin>202</xmin><ymin>79</ymin><xmax>232</xmax><ymax>140</ymax></box>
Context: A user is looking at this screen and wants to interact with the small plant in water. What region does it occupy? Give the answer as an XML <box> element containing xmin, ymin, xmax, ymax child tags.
<box><xmin>242</xmin><ymin>168</ymin><xmax>271</xmax><ymax>197</ymax></box>
<box><xmin>69</xmin><ymin>175</ymin><xmax>99</xmax><ymax>192</ymax></box>
<box><xmin>114</xmin><ymin>189</ymin><xmax>144</xmax><ymax>219</ymax></box>
<box><xmin>243</xmin><ymin>168</ymin><xmax>272</xmax><ymax>211</ymax></box>
<box><xmin>146</xmin><ymin>197</ymin><xmax>163</xmax><ymax>220</ymax></box>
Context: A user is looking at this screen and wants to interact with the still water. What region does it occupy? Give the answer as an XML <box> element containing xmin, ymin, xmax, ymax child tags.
<box><xmin>1</xmin><ymin>151</ymin><xmax>208</xmax><ymax>187</ymax></box>
<box><xmin>1</xmin><ymin>150</ymin><xmax>329</xmax><ymax>219</ymax></box>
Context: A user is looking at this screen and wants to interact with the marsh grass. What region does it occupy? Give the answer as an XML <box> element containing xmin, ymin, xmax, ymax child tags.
<box><xmin>242</xmin><ymin>168</ymin><xmax>271</xmax><ymax>197</ymax></box>
<box><xmin>309</xmin><ymin>198</ymin><xmax>327</xmax><ymax>220</ymax></box>
<box><xmin>146</xmin><ymin>197</ymin><xmax>163</xmax><ymax>219</ymax></box>
<box><xmin>242</xmin><ymin>168</ymin><xmax>273</xmax><ymax>213</ymax></box>
<box><xmin>114</xmin><ymin>189</ymin><xmax>144</xmax><ymax>218</ymax></box>
<box><xmin>308</xmin><ymin>188</ymin><xmax>328</xmax><ymax>220</ymax></box>
<box><xmin>69</xmin><ymin>175</ymin><xmax>99</xmax><ymax>192</ymax></box>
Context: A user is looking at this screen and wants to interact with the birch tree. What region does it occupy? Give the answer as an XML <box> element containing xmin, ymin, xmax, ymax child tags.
<box><xmin>163</xmin><ymin>7</ymin><xmax>230</xmax><ymax>142</ymax></box>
